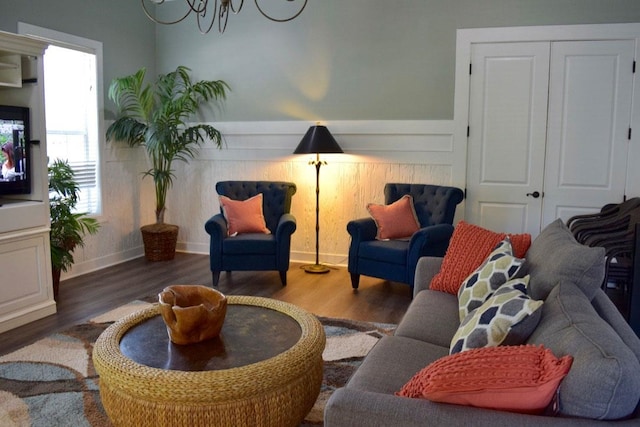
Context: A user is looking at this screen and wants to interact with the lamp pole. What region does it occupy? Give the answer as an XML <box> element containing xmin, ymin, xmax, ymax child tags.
<box><xmin>305</xmin><ymin>153</ymin><xmax>329</xmax><ymax>273</ymax></box>
<box><xmin>293</xmin><ymin>124</ymin><xmax>343</xmax><ymax>274</ymax></box>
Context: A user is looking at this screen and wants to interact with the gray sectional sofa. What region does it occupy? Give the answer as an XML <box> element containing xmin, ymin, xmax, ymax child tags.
<box><xmin>325</xmin><ymin>219</ymin><xmax>640</xmax><ymax>426</ymax></box>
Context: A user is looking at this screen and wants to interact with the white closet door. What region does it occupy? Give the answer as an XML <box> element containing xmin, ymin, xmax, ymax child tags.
<box><xmin>542</xmin><ymin>40</ymin><xmax>634</xmax><ymax>226</ymax></box>
<box><xmin>465</xmin><ymin>42</ymin><xmax>550</xmax><ymax>235</ymax></box>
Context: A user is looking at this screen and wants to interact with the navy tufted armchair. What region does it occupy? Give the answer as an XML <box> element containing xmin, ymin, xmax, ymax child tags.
<box><xmin>204</xmin><ymin>181</ymin><xmax>297</xmax><ymax>287</ymax></box>
<box><xmin>347</xmin><ymin>183</ymin><xmax>463</xmax><ymax>290</ymax></box>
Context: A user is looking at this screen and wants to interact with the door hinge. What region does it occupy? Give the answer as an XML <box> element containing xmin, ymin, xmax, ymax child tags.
<box><xmin>467</xmin><ymin>126</ymin><xmax>470</xmax><ymax>137</ymax></box>
<box><xmin>624</xmin><ymin>194</ymin><xmax>628</xmax><ymax>202</ymax></box>
<box><xmin>634</xmin><ymin>61</ymin><xmax>636</xmax><ymax>73</ymax></box>
<box><xmin>469</xmin><ymin>63</ymin><xmax>472</xmax><ymax>75</ymax></box>
<box><xmin>629</xmin><ymin>128</ymin><xmax>632</xmax><ymax>140</ymax></box>
<box><xmin>464</xmin><ymin>188</ymin><xmax>467</xmax><ymax>199</ymax></box>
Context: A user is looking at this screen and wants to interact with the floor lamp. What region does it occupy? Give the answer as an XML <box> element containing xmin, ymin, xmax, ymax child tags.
<box><xmin>294</xmin><ymin>125</ymin><xmax>344</xmax><ymax>274</ymax></box>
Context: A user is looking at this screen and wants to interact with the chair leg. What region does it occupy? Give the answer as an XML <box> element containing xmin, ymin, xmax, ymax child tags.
<box><xmin>279</xmin><ymin>271</ymin><xmax>287</xmax><ymax>286</ymax></box>
<box><xmin>212</xmin><ymin>271</ymin><xmax>221</xmax><ymax>287</ymax></box>
<box><xmin>350</xmin><ymin>273</ymin><xmax>360</xmax><ymax>289</ymax></box>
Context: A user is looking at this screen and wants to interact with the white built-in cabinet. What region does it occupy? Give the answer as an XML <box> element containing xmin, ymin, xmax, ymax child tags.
<box><xmin>454</xmin><ymin>24</ymin><xmax>640</xmax><ymax>237</ymax></box>
<box><xmin>0</xmin><ymin>31</ymin><xmax>55</xmax><ymax>333</ymax></box>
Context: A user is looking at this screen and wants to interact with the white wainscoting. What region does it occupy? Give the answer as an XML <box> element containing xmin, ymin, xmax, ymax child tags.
<box><xmin>64</xmin><ymin>119</ymin><xmax>461</xmax><ymax>279</ymax></box>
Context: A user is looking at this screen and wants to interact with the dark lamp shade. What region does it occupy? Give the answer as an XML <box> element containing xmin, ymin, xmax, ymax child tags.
<box><xmin>294</xmin><ymin>125</ymin><xmax>344</xmax><ymax>154</ymax></box>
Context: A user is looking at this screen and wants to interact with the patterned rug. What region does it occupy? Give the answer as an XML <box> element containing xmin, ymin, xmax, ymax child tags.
<box><xmin>0</xmin><ymin>301</ymin><xmax>395</xmax><ymax>426</ymax></box>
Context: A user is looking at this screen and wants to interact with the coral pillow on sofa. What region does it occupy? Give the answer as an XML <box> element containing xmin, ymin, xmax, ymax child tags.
<box><xmin>397</xmin><ymin>345</ymin><xmax>573</xmax><ymax>415</ymax></box>
<box><xmin>430</xmin><ymin>221</ymin><xmax>531</xmax><ymax>295</ymax></box>
<box><xmin>219</xmin><ymin>194</ymin><xmax>270</xmax><ymax>236</ymax></box>
<box><xmin>367</xmin><ymin>195</ymin><xmax>421</xmax><ymax>240</ymax></box>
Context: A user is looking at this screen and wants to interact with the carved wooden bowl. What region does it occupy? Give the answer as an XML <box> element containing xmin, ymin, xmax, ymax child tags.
<box><xmin>158</xmin><ymin>285</ymin><xmax>227</xmax><ymax>345</ymax></box>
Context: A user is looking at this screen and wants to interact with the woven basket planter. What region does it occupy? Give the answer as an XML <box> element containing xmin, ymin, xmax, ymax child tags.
<box><xmin>141</xmin><ymin>223</ymin><xmax>179</xmax><ymax>262</ymax></box>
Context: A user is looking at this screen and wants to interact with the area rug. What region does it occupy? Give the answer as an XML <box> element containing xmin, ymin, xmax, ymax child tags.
<box><xmin>0</xmin><ymin>301</ymin><xmax>395</xmax><ymax>426</ymax></box>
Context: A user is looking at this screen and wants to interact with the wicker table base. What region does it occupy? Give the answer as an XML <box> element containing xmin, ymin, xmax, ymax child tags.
<box><xmin>93</xmin><ymin>296</ymin><xmax>326</xmax><ymax>427</ymax></box>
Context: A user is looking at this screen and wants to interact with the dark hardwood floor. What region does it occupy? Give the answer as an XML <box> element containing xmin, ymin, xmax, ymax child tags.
<box><xmin>0</xmin><ymin>253</ymin><xmax>412</xmax><ymax>356</ymax></box>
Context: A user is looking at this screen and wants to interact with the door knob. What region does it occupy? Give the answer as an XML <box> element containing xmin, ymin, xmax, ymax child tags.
<box><xmin>526</xmin><ymin>191</ymin><xmax>541</xmax><ymax>198</ymax></box>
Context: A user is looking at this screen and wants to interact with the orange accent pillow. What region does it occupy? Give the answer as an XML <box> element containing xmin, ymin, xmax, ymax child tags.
<box><xmin>219</xmin><ymin>194</ymin><xmax>270</xmax><ymax>236</ymax></box>
<box><xmin>397</xmin><ymin>345</ymin><xmax>573</xmax><ymax>414</ymax></box>
<box><xmin>430</xmin><ymin>221</ymin><xmax>531</xmax><ymax>294</ymax></box>
<box><xmin>367</xmin><ymin>195</ymin><xmax>421</xmax><ymax>240</ymax></box>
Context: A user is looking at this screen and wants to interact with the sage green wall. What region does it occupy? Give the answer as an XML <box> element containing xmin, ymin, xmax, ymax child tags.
<box><xmin>2</xmin><ymin>1</ymin><xmax>639</xmax><ymax>122</ymax></box>
<box><xmin>0</xmin><ymin>0</ymin><xmax>156</xmax><ymax>113</ymax></box>
<box><xmin>156</xmin><ymin>0</ymin><xmax>640</xmax><ymax>121</ymax></box>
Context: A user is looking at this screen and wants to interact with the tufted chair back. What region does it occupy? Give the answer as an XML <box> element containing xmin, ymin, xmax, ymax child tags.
<box><xmin>216</xmin><ymin>181</ymin><xmax>297</xmax><ymax>233</ymax></box>
<box><xmin>384</xmin><ymin>183</ymin><xmax>464</xmax><ymax>227</ymax></box>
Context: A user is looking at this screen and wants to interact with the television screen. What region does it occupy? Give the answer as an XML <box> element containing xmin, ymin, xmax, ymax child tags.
<box><xmin>0</xmin><ymin>105</ymin><xmax>30</xmax><ymax>195</ymax></box>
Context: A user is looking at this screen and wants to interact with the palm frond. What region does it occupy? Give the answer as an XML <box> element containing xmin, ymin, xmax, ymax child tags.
<box><xmin>106</xmin><ymin>66</ymin><xmax>229</xmax><ymax>221</ymax></box>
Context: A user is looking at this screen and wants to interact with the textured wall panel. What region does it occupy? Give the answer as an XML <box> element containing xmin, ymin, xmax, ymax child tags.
<box><xmin>65</xmin><ymin>120</ymin><xmax>458</xmax><ymax>278</ymax></box>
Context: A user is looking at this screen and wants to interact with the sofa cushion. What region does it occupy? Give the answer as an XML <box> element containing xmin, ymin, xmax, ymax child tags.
<box><xmin>457</xmin><ymin>237</ymin><xmax>524</xmax><ymax>320</ymax></box>
<box><xmin>518</xmin><ymin>219</ymin><xmax>605</xmax><ymax>301</ymax></box>
<box><xmin>526</xmin><ymin>281</ymin><xmax>640</xmax><ymax>420</ymax></box>
<box><xmin>346</xmin><ymin>335</ymin><xmax>449</xmax><ymax>395</ymax></box>
<box><xmin>394</xmin><ymin>289</ymin><xmax>460</xmax><ymax>348</ymax></box>
<box><xmin>397</xmin><ymin>345</ymin><xmax>572</xmax><ymax>415</ymax></box>
<box><xmin>450</xmin><ymin>276</ymin><xmax>543</xmax><ymax>354</ymax></box>
<box><xmin>430</xmin><ymin>221</ymin><xmax>531</xmax><ymax>295</ymax></box>
<box><xmin>219</xmin><ymin>193</ymin><xmax>270</xmax><ymax>236</ymax></box>
<box><xmin>367</xmin><ymin>194</ymin><xmax>420</xmax><ymax>240</ymax></box>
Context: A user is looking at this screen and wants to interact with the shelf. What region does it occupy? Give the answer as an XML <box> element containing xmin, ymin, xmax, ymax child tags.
<box><xmin>0</xmin><ymin>53</ymin><xmax>21</xmax><ymax>88</ymax></box>
<box><xmin>0</xmin><ymin>61</ymin><xmax>19</xmax><ymax>70</ymax></box>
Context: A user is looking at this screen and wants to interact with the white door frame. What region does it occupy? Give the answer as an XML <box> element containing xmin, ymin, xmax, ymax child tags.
<box><xmin>453</xmin><ymin>23</ymin><xmax>640</xmax><ymax>221</ymax></box>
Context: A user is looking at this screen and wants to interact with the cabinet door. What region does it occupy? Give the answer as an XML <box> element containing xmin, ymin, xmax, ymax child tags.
<box><xmin>0</xmin><ymin>233</ymin><xmax>52</xmax><ymax>317</ymax></box>
<box><xmin>465</xmin><ymin>42</ymin><xmax>550</xmax><ymax>235</ymax></box>
<box><xmin>542</xmin><ymin>40</ymin><xmax>634</xmax><ymax>225</ymax></box>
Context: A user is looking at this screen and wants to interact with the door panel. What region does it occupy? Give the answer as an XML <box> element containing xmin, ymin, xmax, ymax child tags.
<box><xmin>466</xmin><ymin>42</ymin><xmax>550</xmax><ymax>235</ymax></box>
<box><xmin>466</xmin><ymin>40</ymin><xmax>634</xmax><ymax>236</ymax></box>
<box><xmin>477</xmin><ymin>202</ymin><xmax>529</xmax><ymax>233</ymax></box>
<box><xmin>542</xmin><ymin>40</ymin><xmax>634</xmax><ymax>226</ymax></box>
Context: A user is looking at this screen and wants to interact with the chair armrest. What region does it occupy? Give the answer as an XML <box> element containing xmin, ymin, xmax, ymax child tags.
<box><xmin>275</xmin><ymin>213</ymin><xmax>297</xmax><ymax>241</ymax></box>
<box><xmin>409</xmin><ymin>223</ymin><xmax>455</xmax><ymax>254</ymax></box>
<box><xmin>346</xmin><ymin>218</ymin><xmax>378</xmax><ymax>242</ymax></box>
<box><xmin>404</xmin><ymin>224</ymin><xmax>453</xmax><ymax>287</ymax></box>
<box><xmin>204</xmin><ymin>213</ymin><xmax>228</xmax><ymax>240</ymax></box>
<box><xmin>413</xmin><ymin>256</ymin><xmax>444</xmax><ymax>296</ymax></box>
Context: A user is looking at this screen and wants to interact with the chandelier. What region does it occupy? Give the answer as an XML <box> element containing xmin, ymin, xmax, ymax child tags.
<box><xmin>141</xmin><ymin>0</ymin><xmax>308</xmax><ymax>34</ymax></box>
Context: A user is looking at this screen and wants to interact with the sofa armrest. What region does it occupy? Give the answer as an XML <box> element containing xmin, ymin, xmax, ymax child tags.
<box><xmin>413</xmin><ymin>256</ymin><xmax>443</xmax><ymax>297</ymax></box>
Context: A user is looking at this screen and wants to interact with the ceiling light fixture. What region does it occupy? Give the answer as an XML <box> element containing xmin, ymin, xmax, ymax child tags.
<box><xmin>141</xmin><ymin>0</ymin><xmax>308</xmax><ymax>34</ymax></box>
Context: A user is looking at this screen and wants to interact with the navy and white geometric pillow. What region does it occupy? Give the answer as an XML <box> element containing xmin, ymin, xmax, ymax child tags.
<box><xmin>457</xmin><ymin>237</ymin><xmax>524</xmax><ymax>321</ymax></box>
<box><xmin>450</xmin><ymin>275</ymin><xmax>543</xmax><ymax>354</ymax></box>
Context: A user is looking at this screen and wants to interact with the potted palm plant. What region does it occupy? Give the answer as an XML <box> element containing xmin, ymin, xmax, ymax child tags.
<box><xmin>49</xmin><ymin>159</ymin><xmax>100</xmax><ymax>300</ymax></box>
<box><xmin>106</xmin><ymin>66</ymin><xmax>229</xmax><ymax>261</ymax></box>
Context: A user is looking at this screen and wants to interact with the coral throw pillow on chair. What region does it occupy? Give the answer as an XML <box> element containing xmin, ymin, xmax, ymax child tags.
<box><xmin>430</xmin><ymin>221</ymin><xmax>531</xmax><ymax>295</ymax></box>
<box><xmin>367</xmin><ymin>195</ymin><xmax>421</xmax><ymax>240</ymax></box>
<box><xmin>219</xmin><ymin>194</ymin><xmax>270</xmax><ymax>236</ymax></box>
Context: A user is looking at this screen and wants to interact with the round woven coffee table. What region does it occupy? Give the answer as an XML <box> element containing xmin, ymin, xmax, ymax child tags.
<box><xmin>93</xmin><ymin>295</ymin><xmax>326</xmax><ymax>427</ymax></box>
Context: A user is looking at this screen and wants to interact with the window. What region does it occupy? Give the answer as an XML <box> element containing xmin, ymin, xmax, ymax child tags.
<box><xmin>18</xmin><ymin>24</ymin><xmax>103</xmax><ymax>216</ymax></box>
